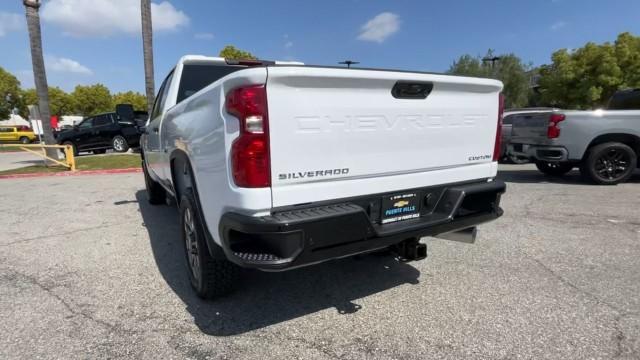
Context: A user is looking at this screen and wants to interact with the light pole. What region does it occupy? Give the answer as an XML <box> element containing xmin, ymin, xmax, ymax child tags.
<box><xmin>141</xmin><ymin>0</ymin><xmax>155</xmax><ymax>115</ymax></box>
<box><xmin>339</xmin><ymin>60</ymin><xmax>359</xmax><ymax>68</ymax></box>
<box><xmin>482</xmin><ymin>56</ymin><xmax>501</xmax><ymax>79</ymax></box>
<box><xmin>23</xmin><ymin>0</ymin><xmax>56</xmax><ymax>159</ymax></box>
<box><xmin>482</xmin><ymin>56</ymin><xmax>501</xmax><ymax>68</ymax></box>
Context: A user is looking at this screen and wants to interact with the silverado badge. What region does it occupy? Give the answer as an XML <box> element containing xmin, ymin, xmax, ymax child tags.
<box><xmin>393</xmin><ymin>200</ymin><xmax>410</xmax><ymax>208</ymax></box>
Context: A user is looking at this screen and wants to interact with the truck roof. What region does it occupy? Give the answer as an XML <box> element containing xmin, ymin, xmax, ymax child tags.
<box><xmin>177</xmin><ymin>55</ymin><xmax>304</xmax><ymax>66</ymax></box>
<box><xmin>176</xmin><ymin>55</ymin><xmax>500</xmax><ymax>86</ymax></box>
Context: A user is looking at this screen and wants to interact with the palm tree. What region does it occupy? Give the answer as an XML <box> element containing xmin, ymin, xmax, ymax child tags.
<box><xmin>23</xmin><ymin>0</ymin><xmax>57</xmax><ymax>159</ymax></box>
<box><xmin>141</xmin><ymin>0</ymin><xmax>155</xmax><ymax>114</ymax></box>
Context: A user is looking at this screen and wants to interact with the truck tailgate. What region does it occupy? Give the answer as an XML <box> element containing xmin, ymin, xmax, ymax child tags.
<box><xmin>265</xmin><ymin>67</ymin><xmax>502</xmax><ymax>207</ymax></box>
<box><xmin>510</xmin><ymin>112</ymin><xmax>552</xmax><ymax>144</ymax></box>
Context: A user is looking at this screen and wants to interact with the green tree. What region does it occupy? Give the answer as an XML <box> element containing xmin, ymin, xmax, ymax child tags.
<box><xmin>537</xmin><ymin>32</ymin><xmax>640</xmax><ymax>109</ymax></box>
<box><xmin>0</xmin><ymin>67</ymin><xmax>24</xmax><ymax>119</ymax></box>
<box><xmin>448</xmin><ymin>50</ymin><xmax>532</xmax><ymax>108</ymax></box>
<box><xmin>218</xmin><ymin>45</ymin><xmax>257</xmax><ymax>60</ymax></box>
<box><xmin>22</xmin><ymin>86</ymin><xmax>73</xmax><ymax>116</ymax></box>
<box><xmin>112</xmin><ymin>91</ymin><xmax>148</xmax><ymax>111</ymax></box>
<box><xmin>448</xmin><ymin>54</ymin><xmax>491</xmax><ymax>78</ymax></box>
<box><xmin>71</xmin><ymin>84</ymin><xmax>112</xmax><ymax>116</ymax></box>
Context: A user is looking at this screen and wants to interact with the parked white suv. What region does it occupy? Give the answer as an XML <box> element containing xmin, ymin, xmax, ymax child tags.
<box><xmin>141</xmin><ymin>55</ymin><xmax>506</xmax><ymax>299</ymax></box>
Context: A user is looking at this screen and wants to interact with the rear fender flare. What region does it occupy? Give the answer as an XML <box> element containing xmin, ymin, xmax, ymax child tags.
<box><xmin>170</xmin><ymin>150</ymin><xmax>225</xmax><ymax>259</ymax></box>
<box><xmin>582</xmin><ymin>133</ymin><xmax>640</xmax><ymax>162</ymax></box>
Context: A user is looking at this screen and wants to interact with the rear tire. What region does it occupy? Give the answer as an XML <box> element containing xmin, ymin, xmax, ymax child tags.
<box><xmin>535</xmin><ymin>161</ymin><xmax>573</xmax><ymax>176</ymax></box>
<box><xmin>180</xmin><ymin>190</ymin><xmax>238</xmax><ymax>299</ymax></box>
<box><xmin>143</xmin><ymin>161</ymin><xmax>166</xmax><ymax>205</ymax></box>
<box><xmin>19</xmin><ymin>136</ymin><xmax>30</xmax><ymax>144</ymax></box>
<box><xmin>112</xmin><ymin>135</ymin><xmax>129</xmax><ymax>153</ymax></box>
<box><xmin>580</xmin><ymin>142</ymin><xmax>636</xmax><ymax>185</ymax></box>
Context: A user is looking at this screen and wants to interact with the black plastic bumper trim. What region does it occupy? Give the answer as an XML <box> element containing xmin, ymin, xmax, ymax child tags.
<box><xmin>219</xmin><ymin>180</ymin><xmax>505</xmax><ymax>270</ymax></box>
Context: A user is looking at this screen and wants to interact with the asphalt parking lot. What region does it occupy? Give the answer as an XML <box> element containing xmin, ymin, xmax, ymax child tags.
<box><xmin>1</xmin><ymin>164</ymin><xmax>639</xmax><ymax>359</ymax></box>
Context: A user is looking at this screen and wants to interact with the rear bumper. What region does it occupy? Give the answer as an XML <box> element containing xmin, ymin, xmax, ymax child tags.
<box><xmin>509</xmin><ymin>143</ymin><xmax>569</xmax><ymax>162</ymax></box>
<box><xmin>219</xmin><ymin>180</ymin><xmax>506</xmax><ymax>271</ymax></box>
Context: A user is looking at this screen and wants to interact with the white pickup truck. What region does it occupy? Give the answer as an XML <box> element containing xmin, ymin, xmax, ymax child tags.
<box><xmin>141</xmin><ymin>56</ymin><xmax>506</xmax><ymax>299</ymax></box>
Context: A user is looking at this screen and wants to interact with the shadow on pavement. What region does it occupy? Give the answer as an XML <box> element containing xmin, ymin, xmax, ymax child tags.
<box><xmin>135</xmin><ymin>191</ymin><xmax>420</xmax><ymax>336</ymax></box>
<box><xmin>497</xmin><ymin>168</ymin><xmax>640</xmax><ymax>185</ymax></box>
<box><xmin>14</xmin><ymin>160</ymin><xmax>44</xmax><ymax>165</ymax></box>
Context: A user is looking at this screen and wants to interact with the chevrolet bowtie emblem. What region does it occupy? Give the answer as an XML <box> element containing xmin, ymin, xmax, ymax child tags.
<box><xmin>393</xmin><ymin>200</ymin><xmax>410</xmax><ymax>208</ymax></box>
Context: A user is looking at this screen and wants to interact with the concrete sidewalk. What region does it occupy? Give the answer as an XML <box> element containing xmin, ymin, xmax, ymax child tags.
<box><xmin>0</xmin><ymin>151</ymin><xmax>47</xmax><ymax>171</ymax></box>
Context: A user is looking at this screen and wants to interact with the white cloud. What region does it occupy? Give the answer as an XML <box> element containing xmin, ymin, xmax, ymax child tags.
<box><xmin>357</xmin><ymin>12</ymin><xmax>400</xmax><ymax>43</ymax></box>
<box><xmin>47</xmin><ymin>56</ymin><xmax>93</xmax><ymax>75</ymax></box>
<box><xmin>194</xmin><ymin>32</ymin><xmax>214</xmax><ymax>40</ymax></box>
<box><xmin>550</xmin><ymin>21</ymin><xmax>566</xmax><ymax>31</ymax></box>
<box><xmin>41</xmin><ymin>0</ymin><xmax>189</xmax><ymax>37</ymax></box>
<box><xmin>152</xmin><ymin>2</ymin><xmax>189</xmax><ymax>31</ymax></box>
<box><xmin>0</xmin><ymin>12</ymin><xmax>23</xmax><ymax>37</ymax></box>
<box><xmin>283</xmin><ymin>34</ymin><xmax>293</xmax><ymax>48</ymax></box>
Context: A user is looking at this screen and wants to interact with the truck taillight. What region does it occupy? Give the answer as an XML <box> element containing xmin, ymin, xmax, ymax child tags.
<box><xmin>547</xmin><ymin>113</ymin><xmax>565</xmax><ymax>139</ymax></box>
<box><xmin>493</xmin><ymin>93</ymin><xmax>504</xmax><ymax>161</ymax></box>
<box><xmin>225</xmin><ymin>85</ymin><xmax>270</xmax><ymax>188</ymax></box>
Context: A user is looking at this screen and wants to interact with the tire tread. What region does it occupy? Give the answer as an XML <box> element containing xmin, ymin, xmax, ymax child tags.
<box><xmin>180</xmin><ymin>190</ymin><xmax>238</xmax><ymax>299</ymax></box>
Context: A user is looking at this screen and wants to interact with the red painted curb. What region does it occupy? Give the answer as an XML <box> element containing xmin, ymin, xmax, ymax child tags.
<box><xmin>0</xmin><ymin>167</ymin><xmax>142</xmax><ymax>180</ymax></box>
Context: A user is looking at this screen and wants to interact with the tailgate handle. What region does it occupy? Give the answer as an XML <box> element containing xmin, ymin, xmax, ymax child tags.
<box><xmin>391</xmin><ymin>81</ymin><xmax>433</xmax><ymax>99</ymax></box>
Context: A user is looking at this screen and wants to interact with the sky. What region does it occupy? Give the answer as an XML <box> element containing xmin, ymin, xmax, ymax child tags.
<box><xmin>0</xmin><ymin>0</ymin><xmax>639</xmax><ymax>94</ymax></box>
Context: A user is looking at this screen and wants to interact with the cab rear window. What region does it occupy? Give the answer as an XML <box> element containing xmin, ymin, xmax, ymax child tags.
<box><xmin>607</xmin><ymin>90</ymin><xmax>640</xmax><ymax>110</ymax></box>
<box><xmin>177</xmin><ymin>64</ymin><xmax>244</xmax><ymax>103</ymax></box>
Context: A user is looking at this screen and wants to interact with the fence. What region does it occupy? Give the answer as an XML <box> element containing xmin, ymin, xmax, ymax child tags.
<box><xmin>0</xmin><ymin>144</ymin><xmax>76</xmax><ymax>171</ymax></box>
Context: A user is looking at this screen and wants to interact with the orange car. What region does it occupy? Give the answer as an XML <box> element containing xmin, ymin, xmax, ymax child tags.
<box><xmin>0</xmin><ymin>126</ymin><xmax>38</xmax><ymax>144</ymax></box>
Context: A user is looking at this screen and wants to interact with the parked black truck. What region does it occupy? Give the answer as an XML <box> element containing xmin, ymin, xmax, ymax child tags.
<box><xmin>56</xmin><ymin>105</ymin><xmax>148</xmax><ymax>155</ymax></box>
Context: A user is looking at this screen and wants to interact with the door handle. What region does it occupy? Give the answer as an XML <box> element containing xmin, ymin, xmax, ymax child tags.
<box><xmin>152</xmin><ymin>127</ymin><xmax>159</xmax><ymax>133</ymax></box>
<box><xmin>391</xmin><ymin>81</ymin><xmax>433</xmax><ymax>99</ymax></box>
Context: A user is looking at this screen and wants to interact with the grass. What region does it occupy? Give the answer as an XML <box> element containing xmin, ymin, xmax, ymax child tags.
<box><xmin>0</xmin><ymin>154</ymin><xmax>141</xmax><ymax>176</ymax></box>
<box><xmin>74</xmin><ymin>154</ymin><xmax>141</xmax><ymax>171</ymax></box>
